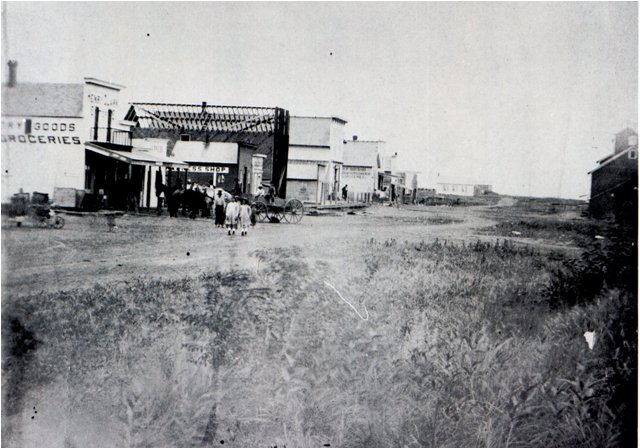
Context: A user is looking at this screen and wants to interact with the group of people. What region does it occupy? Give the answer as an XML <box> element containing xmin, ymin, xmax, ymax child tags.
<box><xmin>215</xmin><ymin>194</ymin><xmax>254</xmax><ymax>236</ymax></box>
<box><xmin>156</xmin><ymin>174</ymin><xmax>267</xmax><ymax>235</ymax></box>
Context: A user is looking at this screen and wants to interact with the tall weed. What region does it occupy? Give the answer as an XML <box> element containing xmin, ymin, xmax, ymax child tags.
<box><xmin>2</xmin><ymin>236</ymin><xmax>635</xmax><ymax>447</ymax></box>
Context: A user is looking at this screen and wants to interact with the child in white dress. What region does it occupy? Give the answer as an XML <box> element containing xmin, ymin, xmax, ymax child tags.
<box><xmin>225</xmin><ymin>197</ymin><xmax>240</xmax><ymax>235</ymax></box>
<box><xmin>238</xmin><ymin>199</ymin><xmax>252</xmax><ymax>236</ymax></box>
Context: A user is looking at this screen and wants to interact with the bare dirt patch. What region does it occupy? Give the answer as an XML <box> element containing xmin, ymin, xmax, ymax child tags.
<box><xmin>4</xmin><ymin>203</ymin><xmax>632</xmax><ymax>447</ymax></box>
<box><xmin>2</xmin><ymin>205</ymin><xmax>496</xmax><ymax>296</ymax></box>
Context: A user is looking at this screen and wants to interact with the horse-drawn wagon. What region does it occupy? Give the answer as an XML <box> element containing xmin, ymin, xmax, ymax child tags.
<box><xmin>157</xmin><ymin>179</ymin><xmax>305</xmax><ymax>224</ymax></box>
<box><xmin>251</xmin><ymin>197</ymin><xmax>304</xmax><ymax>224</ymax></box>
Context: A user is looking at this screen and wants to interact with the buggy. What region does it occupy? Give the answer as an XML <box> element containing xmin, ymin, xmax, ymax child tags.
<box><xmin>7</xmin><ymin>192</ymin><xmax>65</xmax><ymax>229</ymax></box>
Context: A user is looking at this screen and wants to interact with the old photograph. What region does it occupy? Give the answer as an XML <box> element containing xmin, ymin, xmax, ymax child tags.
<box><xmin>1</xmin><ymin>2</ymin><xmax>637</xmax><ymax>447</ymax></box>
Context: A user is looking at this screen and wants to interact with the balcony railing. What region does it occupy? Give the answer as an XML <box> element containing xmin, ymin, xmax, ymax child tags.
<box><xmin>90</xmin><ymin>127</ymin><xmax>132</xmax><ymax>147</ymax></box>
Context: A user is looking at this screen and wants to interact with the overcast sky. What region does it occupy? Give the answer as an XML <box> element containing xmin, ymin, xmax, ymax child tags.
<box><xmin>2</xmin><ymin>2</ymin><xmax>637</xmax><ymax>198</ymax></box>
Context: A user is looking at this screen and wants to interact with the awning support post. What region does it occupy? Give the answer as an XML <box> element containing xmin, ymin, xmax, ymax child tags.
<box><xmin>146</xmin><ymin>165</ymin><xmax>152</xmax><ymax>211</ymax></box>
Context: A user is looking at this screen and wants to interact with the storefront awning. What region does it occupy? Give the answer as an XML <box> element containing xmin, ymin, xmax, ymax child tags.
<box><xmin>86</xmin><ymin>142</ymin><xmax>188</xmax><ymax>168</ymax></box>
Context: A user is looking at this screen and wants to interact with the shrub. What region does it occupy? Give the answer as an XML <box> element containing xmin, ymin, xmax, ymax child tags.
<box><xmin>545</xmin><ymin>226</ymin><xmax>637</xmax><ymax>309</ymax></box>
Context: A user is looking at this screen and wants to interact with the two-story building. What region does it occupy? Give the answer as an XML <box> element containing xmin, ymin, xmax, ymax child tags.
<box><xmin>589</xmin><ymin>127</ymin><xmax>638</xmax><ymax>222</ymax></box>
<box><xmin>342</xmin><ymin>137</ymin><xmax>382</xmax><ymax>202</ymax></box>
<box><xmin>286</xmin><ymin>116</ymin><xmax>347</xmax><ymax>203</ymax></box>
<box><xmin>1</xmin><ymin>62</ymin><xmax>184</xmax><ymax>209</ymax></box>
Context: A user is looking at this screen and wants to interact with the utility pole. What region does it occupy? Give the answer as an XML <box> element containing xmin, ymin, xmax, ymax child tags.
<box><xmin>2</xmin><ymin>2</ymin><xmax>8</xmax><ymax>78</ymax></box>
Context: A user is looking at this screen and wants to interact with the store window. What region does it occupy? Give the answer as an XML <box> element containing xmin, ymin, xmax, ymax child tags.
<box><xmin>93</xmin><ymin>107</ymin><xmax>100</xmax><ymax>140</ymax></box>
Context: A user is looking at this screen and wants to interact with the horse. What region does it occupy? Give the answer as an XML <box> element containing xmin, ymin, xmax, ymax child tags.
<box><xmin>157</xmin><ymin>183</ymin><xmax>213</xmax><ymax>219</ymax></box>
<box><xmin>183</xmin><ymin>187</ymin><xmax>209</xmax><ymax>219</ymax></box>
<box><xmin>155</xmin><ymin>183</ymin><xmax>183</xmax><ymax>217</ymax></box>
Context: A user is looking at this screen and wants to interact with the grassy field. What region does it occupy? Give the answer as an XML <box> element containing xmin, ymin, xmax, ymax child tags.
<box><xmin>2</xmin><ymin>205</ymin><xmax>636</xmax><ymax>447</ymax></box>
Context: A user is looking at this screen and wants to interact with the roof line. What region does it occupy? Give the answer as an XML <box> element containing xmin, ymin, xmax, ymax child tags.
<box><xmin>85</xmin><ymin>141</ymin><xmax>188</xmax><ymax>167</ymax></box>
<box><xmin>290</xmin><ymin>144</ymin><xmax>331</xmax><ymax>149</ymax></box>
<box><xmin>84</xmin><ymin>78</ymin><xmax>125</xmax><ymax>91</ymax></box>
<box><xmin>292</xmin><ymin>115</ymin><xmax>349</xmax><ymax>123</ymax></box>
<box><xmin>589</xmin><ymin>146</ymin><xmax>637</xmax><ymax>174</ymax></box>
<box><xmin>129</xmin><ymin>102</ymin><xmax>277</xmax><ymax>110</ymax></box>
<box><xmin>1</xmin><ymin>113</ymin><xmax>83</xmax><ymax>119</ymax></box>
<box><xmin>346</xmin><ymin>139</ymin><xmax>386</xmax><ymax>143</ymax></box>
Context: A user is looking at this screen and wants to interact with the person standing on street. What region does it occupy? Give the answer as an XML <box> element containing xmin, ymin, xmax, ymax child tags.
<box><xmin>225</xmin><ymin>196</ymin><xmax>240</xmax><ymax>235</ymax></box>
<box><xmin>238</xmin><ymin>198</ymin><xmax>252</xmax><ymax>236</ymax></box>
<box><xmin>342</xmin><ymin>184</ymin><xmax>348</xmax><ymax>201</ymax></box>
<box><xmin>203</xmin><ymin>180</ymin><xmax>215</xmax><ymax>218</ymax></box>
<box><xmin>214</xmin><ymin>190</ymin><xmax>226</xmax><ymax>227</ymax></box>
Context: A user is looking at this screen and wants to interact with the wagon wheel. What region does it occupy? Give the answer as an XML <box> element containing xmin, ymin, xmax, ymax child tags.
<box><xmin>283</xmin><ymin>199</ymin><xmax>304</xmax><ymax>224</ymax></box>
<box><xmin>252</xmin><ymin>200</ymin><xmax>270</xmax><ymax>222</ymax></box>
<box><xmin>273</xmin><ymin>209</ymin><xmax>286</xmax><ymax>223</ymax></box>
<box><xmin>52</xmin><ymin>215</ymin><xmax>65</xmax><ymax>229</ymax></box>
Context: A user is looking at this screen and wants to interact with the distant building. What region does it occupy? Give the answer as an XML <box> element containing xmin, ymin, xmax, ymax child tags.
<box><xmin>474</xmin><ymin>184</ymin><xmax>493</xmax><ymax>196</ymax></box>
<box><xmin>342</xmin><ymin>137</ymin><xmax>382</xmax><ymax>201</ymax></box>
<box><xmin>430</xmin><ymin>175</ymin><xmax>493</xmax><ymax>198</ymax></box>
<box><xmin>588</xmin><ymin>128</ymin><xmax>638</xmax><ymax>221</ymax></box>
<box><xmin>1</xmin><ymin>61</ymin><xmax>184</xmax><ymax>209</ymax></box>
<box><xmin>435</xmin><ymin>179</ymin><xmax>475</xmax><ymax>197</ymax></box>
<box><xmin>124</xmin><ymin>102</ymin><xmax>290</xmax><ymax>200</ymax></box>
<box><xmin>377</xmin><ymin>152</ymin><xmax>399</xmax><ymax>200</ymax></box>
<box><xmin>395</xmin><ymin>170</ymin><xmax>420</xmax><ymax>203</ymax></box>
<box><xmin>286</xmin><ymin>116</ymin><xmax>347</xmax><ymax>203</ymax></box>
<box><xmin>416</xmin><ymin>187</ymin><xmax>436</xmax><ymax>201</ymax></box>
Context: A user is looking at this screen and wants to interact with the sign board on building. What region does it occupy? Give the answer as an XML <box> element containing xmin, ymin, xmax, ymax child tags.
<box><xmin>343</xmin><ymin>166</ymin><xmax>371</xmax><ymax>179</ymax></box>
<box><xmin>188</xmin><ymin>165</ymin><xmax>230</xmax><ymax>174</ymax></box>
<box><xmin>1</xmin><ymin>119</ymin><xmax>82</xmax><ymax>145</ymax></box>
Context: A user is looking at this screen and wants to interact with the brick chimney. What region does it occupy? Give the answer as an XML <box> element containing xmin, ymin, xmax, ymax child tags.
<box><xmin>8</xmin><ymin>60</ymin><xmax>17</xmax><ymax>87</ymax></box>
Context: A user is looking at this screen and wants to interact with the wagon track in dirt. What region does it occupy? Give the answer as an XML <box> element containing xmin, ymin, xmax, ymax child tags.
<box><xmin>2</xmin><ymin>205</ymin><xmax>580</xmax><ymax>296</ymax></box>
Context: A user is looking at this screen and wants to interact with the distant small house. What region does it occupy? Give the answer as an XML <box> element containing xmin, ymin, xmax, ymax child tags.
<box><xmin>432</xmin><ymin>176</ymin><xmax>492</xmax><ymax>198</ymax></box>
<box><xmin>435</xmin><ymin>179</ymin><xmax>475</xmax><ymax>197</ymax></box>
<box><xmin>588</xmin><ymin>128</ymin><xmax>638</xmax><ymax>221</ymax></box>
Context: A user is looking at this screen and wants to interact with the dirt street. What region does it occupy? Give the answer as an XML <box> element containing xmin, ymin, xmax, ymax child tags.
<box><xmin>3</xmin><ymin>205</ymin><xmax>499</xmax><ymax>296</ymax></box>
